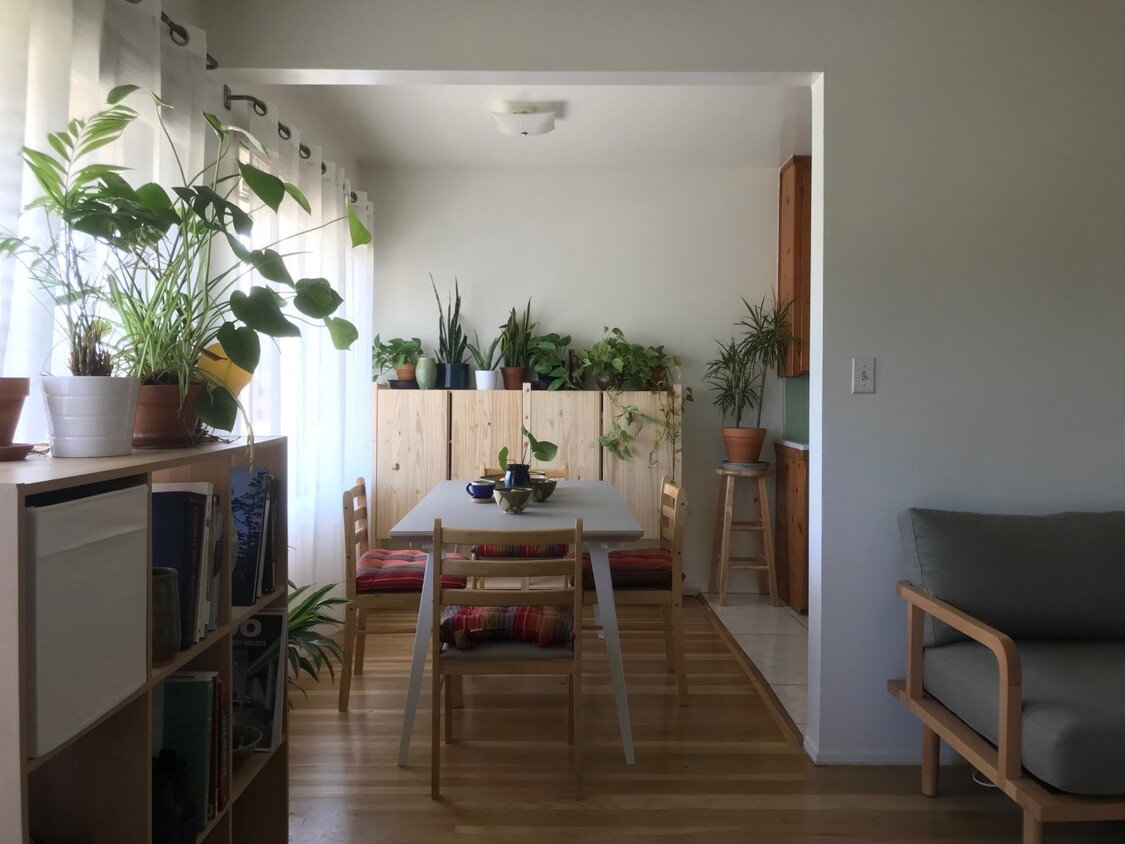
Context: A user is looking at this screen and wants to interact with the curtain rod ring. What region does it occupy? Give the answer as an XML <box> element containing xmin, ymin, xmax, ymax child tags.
<box><xmin>299</xmin><ymin>144</ymin><xmax>311</xmax><ymax>160</ymax></box>
<box><xmin>320</xmin><ymin>162</ymin><xmax>327</xmax><ymax>175</ymax></box>
<box><xmin>223</xmin><ymin>84</ymin><xmax>268</xmax><ymax>117</ymax></box>
<box><xmin>159</xmin><ymin>12</ymin><xmax>190</xmax><ymax>47</ymax></box>
<box><xmin>278</xmin><ymin>122</ymin><xmax>292</xmax><ymax>141</ymax></box>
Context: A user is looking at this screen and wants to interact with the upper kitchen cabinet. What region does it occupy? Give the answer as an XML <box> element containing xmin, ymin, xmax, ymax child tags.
<box><xmin>777</xmin><ymin>155</ymin><xmax>811</xmax><ymax>377</ymax></box>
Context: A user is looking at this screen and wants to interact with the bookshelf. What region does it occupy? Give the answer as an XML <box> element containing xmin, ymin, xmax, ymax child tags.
<box><xmin>0</xmin><ymin>437</ymin><xmax>288</xmax><ymax>844</ymax></box>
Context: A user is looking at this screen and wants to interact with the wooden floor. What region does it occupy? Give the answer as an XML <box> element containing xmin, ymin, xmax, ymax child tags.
<box><xmin>288</xmin><ymin>599</ymin><xmax>1123</xmax><ymax>843</ymax></box>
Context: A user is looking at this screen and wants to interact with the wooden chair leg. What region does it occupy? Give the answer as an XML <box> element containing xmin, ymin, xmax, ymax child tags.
<box><xmin>567</xmin><ymin>675</ymin><xmax>575</xmax><ymax>745</ymax></box>
<box><xmin>451</xmin><ymin>675</ymin><xmax>464</xmax><ymax>709</ymax></box>
<box><xmin>710</xmin><ymin>478</ymin><xmax>726</xmax><ymax>594</ymax></box>
<box><xmin>572</xmin><ymin>667</ymin><xmax>582</xmax><ymax>799</ymax></box>
<box><xmin>431</xmin><ymin>665</ymin><xmax>441</xmax><ymax>799</ymax></box>
<box><xmin>354</xmin><ymin>607</ymin><xmax>368</xmax><ymax>674</ymax></box>
<box><xmin>921</xmin><ymin>726</ymin><xmax>940</xmax><ymax>796</ymax></box>
<box><xmin>337</xmin><ymin>603</ymin><xmax>356</xmax><ymax>713</ymax></box>
<box><xmin>758</xmin><ymin>475</ymin><xmax>779</xmax><ymax>607</ymax></box>
<box><xmin>718</xmin><ymin>475</ymin><xmax>735</xmax><ymax>606</ymax></box>
<box><xmin>444</xmin><ymin>677</ymin><xmax>454</xmax><ymax>744</ymax></box>
<box><xmin>661</xmin><ymin>605</ymin><xmax>676</xmax><ymax>672</ymax></box>
<box><xmin>1022</xmin><ymin>812</ymin><xmax>1043</xmax><ymax>844</ymax></box>
<box><xmin>672</xmin><ymin>601</ymin><xmax>688</xmax><ymax>707</ymax></box>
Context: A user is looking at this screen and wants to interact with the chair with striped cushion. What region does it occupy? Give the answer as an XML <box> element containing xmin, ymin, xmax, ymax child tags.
<box><xmin>431</xmin><ymin>519</ymin><xmax>584</xmax><ymax>799</ymax></box>
<box><xmin>338</xmin><ymin>478</ymin><xmax>467</xmax><ymax>712</ymax></box>
<box><xmin>582</xmin><ymin>476</ymin><xmax>689</xmax><ymax>705</ymax></box>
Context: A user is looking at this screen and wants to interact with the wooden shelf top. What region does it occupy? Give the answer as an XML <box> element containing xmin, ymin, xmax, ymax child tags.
<box><xmin>0</xmin><ymin>437</ymin><xmax>284</xmax><ymax>493</ymax></box>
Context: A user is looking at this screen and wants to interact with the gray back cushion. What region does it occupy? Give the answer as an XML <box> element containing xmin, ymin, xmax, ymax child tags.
<box><xmin>899</xmin><ymin>508</ymin><xmax>1125</xmax><ymax>646</ymax></box>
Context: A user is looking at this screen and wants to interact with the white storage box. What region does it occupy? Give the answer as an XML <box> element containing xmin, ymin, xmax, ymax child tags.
<box><xmin>26</xmin><ymin>483</ymin><xmax>148</xmax><ymax>756</ymax></box>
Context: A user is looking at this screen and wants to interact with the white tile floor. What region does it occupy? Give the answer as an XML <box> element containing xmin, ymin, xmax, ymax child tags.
<box><xmin>702</xmin><ymin>592</ymin><xmax>808</xmax><ymax>732</ymax></box>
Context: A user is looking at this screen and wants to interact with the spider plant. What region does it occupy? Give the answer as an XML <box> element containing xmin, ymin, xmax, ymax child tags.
<box><xmin>703</xmin><ymin>335</ymin><xmax>760</xmax><ymax>428</ymax></box>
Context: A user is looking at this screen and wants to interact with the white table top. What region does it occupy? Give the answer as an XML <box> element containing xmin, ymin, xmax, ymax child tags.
<box><xmin>389</xmin><ymin>480</ymin><xmax>644</xmax><ymax>541</ymax></box>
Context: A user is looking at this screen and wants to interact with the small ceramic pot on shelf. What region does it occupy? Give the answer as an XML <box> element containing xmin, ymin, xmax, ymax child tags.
<box><xmin>415</xmin><ymin>356</ymin><xmax>438</xmax><ymax>390</ymax></box>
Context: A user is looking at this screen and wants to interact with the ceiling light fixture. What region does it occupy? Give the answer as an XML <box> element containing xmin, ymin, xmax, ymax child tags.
<box><xmin>490</xmin><ymin>104</ymin><xmax>555</xmax><ymax>137</ymax></box>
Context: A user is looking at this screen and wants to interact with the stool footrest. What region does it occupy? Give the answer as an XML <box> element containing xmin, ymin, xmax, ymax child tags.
<box><xmin>730</xmin><ymin>521</ymin><xmax>765</xmax><ymax>531</ymax></box>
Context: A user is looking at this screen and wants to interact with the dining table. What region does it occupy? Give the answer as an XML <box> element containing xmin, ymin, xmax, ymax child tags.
<box><xmin>391</xmin><ymin>479</ymin><xmax>644</xmax><ymax>766</ymax></box>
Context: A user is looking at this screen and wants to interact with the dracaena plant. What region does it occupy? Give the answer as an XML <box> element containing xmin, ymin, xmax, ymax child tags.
<box><xmin>65</xmin><ymin>85</ymin><xmax>371</xmax><ymax>432</ymax></box>
<box><xmin>0</xmin><ymin>87</ymin><xmax>143</xmax><ymax>376</ymax></box>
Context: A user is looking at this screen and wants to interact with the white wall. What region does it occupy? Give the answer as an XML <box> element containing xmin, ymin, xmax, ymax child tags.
<box><xmin>365</xmin><ymin>165</ymin><xmax>782</xmax><ymax>590</ymax></box>
<box><xmin>204</xmin><ymin>0</ymin><xmax>1125</xmax><ymax>764</ymax></box>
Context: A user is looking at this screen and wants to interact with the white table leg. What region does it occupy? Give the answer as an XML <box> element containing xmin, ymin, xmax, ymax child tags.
<box><xmin>588</xmin><ymin>543</ymin><xmax>636</xmax><ymax>765</ymax></box>
<box><xmin>397</xmin><ymin>548</ymin><xmax>433</xmax><ymax>766</ymax></box>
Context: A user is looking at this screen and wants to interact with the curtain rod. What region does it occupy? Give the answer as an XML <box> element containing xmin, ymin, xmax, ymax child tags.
<box><xmin>157</xmin><ymin>12</ymin><xmax>219</xmax><ymax>70</ymax></box>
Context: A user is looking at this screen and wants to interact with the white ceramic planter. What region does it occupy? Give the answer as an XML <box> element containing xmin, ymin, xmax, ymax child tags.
<box><xmin>474</xmin><ymin>370</ymin><xmax>500</xmax><ymax>390</ymax></box>
<box><xmin>41</xmin><ymin>376</ymin><xmax>141</xmax><ymax>457</ymax></box>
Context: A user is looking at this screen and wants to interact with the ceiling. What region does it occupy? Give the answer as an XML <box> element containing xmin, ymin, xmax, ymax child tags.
<box><xmin>268</xmin><ymin>84</ymin><xmax>811</xmax><ymax>170</ymax></box>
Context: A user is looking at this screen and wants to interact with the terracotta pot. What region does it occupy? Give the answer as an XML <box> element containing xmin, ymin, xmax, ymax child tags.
<box><xmin>133</xmin><ymin>384</ymin><xmax>204</xmax><ymax>448</ymax></box>
<box><xmin>500</xmin><ymin>366</ymin><xmax>525</xmax><ymax>390</ymax></box>
<box><xmin>395</xmin><ymin>363</ymin><xmax>416</xmax><ymax>381</ymax></box>
<box><xmin>721</xmin><ymin>427</ymin><xmax>766</xmax><ymax>463</ymax></box>
<box><xmin>0</xmin><ymin>377</ymin><xmax>30</xmax><ymax>445</ymax></box>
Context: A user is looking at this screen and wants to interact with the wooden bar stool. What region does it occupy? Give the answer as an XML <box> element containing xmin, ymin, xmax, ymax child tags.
<box><xmin>711</xmin><ymin>465</ymin><xmax>778</xmax><ymax>607</ymax></box>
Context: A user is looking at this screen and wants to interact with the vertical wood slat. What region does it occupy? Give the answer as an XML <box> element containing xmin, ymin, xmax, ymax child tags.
<box><xmin>777</xmin><ymin>155</ymin><xmax>811</xmax><ymax>377</ymax></box>
<box><xmin>527</xmin><ymin>388</ymin><xmax>601</xmax><ymax>479</ymax></box>
<box><xmin>601</xmin><ymin>389</ymin><xmax>681</xmax><ymax>539</ymax></box>
<box><xmin>774</xmin><ymin>442</ymin><xmax>809</xmax><ymax>613</ymax></box>
<box><xmin>450</xmin><ymin>389</ymin><xmax>524</xmax><ymax>479</ymax></box>
<box><xmin>374</xmin><ymin>385</ymin><xmax>450</xmax><ymax>540</ymax></box>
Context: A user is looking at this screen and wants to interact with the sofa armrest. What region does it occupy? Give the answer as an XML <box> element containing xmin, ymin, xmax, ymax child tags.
<box><xmin>897</xmin><ymin>580</ymin><xmax>1024</xmax><ymax>782</ymax></box>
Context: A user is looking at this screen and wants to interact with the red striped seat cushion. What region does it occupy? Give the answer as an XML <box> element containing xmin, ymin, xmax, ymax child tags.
<box><xmin>439</xmin><ymin>604</ymin><xmax>573</xmax><ymax>649</ymax></box>
<box><xmin>472</xmin><ymin>543</ymin><xmax>570</xmax><ymax>559</ymax></box>
<box><xmin>356</xmin><ymin>549</ymin><xmax>467</xmax><ymax>593</ymax></box>
<box><xmin>582</xmin><ymin>548</ymin><xmax>675</xmax><ymax>590</ymax></box>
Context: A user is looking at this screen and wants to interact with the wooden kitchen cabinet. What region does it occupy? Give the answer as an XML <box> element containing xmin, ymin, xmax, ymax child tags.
<box><xmin>777</xmin><ymin>155</ymin><xmax>811</xmax><ymax>377</ymax></box>
<box><xmin>773</xmin><ymin>442</ymin><xmax>809</xmax><ymax>613</ymax></box>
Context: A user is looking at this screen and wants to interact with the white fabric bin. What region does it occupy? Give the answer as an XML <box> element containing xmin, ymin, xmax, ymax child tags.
<box><xmin>26</xmin><ymin>483</ymin><xmax>148</xmax><ymax>756</ymax></box>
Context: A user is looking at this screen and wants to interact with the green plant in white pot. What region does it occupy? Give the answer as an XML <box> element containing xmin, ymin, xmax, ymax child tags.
<box><xmin>67</xmin><ymin>87</ymin><xmax>370</xmax><ymax>446</ymax></box>
<box><xmin>0</xmin><ymin>87</ymin><xmax>145</xmax><ymax>456</ymax></box>
<box><xmin>467</xmin><ymin>331</ymin><xmax>501</xmax><ymax>390</ymax></box>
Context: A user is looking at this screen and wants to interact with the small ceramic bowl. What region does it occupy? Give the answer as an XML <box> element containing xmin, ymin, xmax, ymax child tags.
<box><xmin>232</xmin><ymin>724</ymin><xmax>263</xmax><ymax>771</ymax></box>
<box><xmin>529</xmin><ymin>477</ymin><xmax>557</xmax><ymax>502</ymax></box>
<box><xmin>494</xmin><ymin>486</ymin><xmax>532</xmax><ymax>514</ymax></box>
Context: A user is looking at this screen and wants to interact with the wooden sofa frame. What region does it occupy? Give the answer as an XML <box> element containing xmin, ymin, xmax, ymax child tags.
<box><xmin>888</xmin><ymin>581</ymin><xmax>1125</xmax><ymax>844</ymax></box>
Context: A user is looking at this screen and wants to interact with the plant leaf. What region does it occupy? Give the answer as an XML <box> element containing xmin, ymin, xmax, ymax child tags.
<box><xmin>248</xmin><ymin>248</ymin><xmax>293</xmax><ymax>285</ymax></box>
<box><xmin>239</xmin><ymin>162</ymin><xmax>285</xmax><ymax>212</ymax></box>
<box><xmin>324</xmin><ymin>316</ymin><xmax>358</xmax><ymax>350</ymax></box>
<box><xmin>194</xmin><ymin>385</ymin><xmax>238</xmax><ymax>431</ymax></box>
<box><xmin>284</xmin><ymin>182</ymin><xmax>311</xmax><ymax>214</ymax></box>
<box><xmin>106</xmin><ymin>84</ymin><xmax>140</xmax><ymax>105</ymax></box>
<box><xmin>293</xmin><ymin>278</ymin><xmax>343</xmax><ymax>318</ymax></box>
<box><xmin>230</xmin><ymin>287</ymin><xmax>301</xmax><ymax>338</ymax></box>
<box><xmin>216</xmin><ymin>321</ymin><xmax>261</xmax><ymax>373</ymax></box>
<box><xmin>347</xmin><ymin>203</ymin><xmax>372</xmax><ymax>247</ymax></box>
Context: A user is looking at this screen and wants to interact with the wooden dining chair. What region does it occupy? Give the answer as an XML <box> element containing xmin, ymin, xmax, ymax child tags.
<box><xmin>337</xmin><ymin>478</ymin><xmax>468</xmax><ymax>712</ymax></box>
<box><xmin>582</xmin><ymin>476</ymin><xmax>689</xmax><ymax>705</ymax></box>
<box><xmin>431</xmin><ymin>519</ymin><xmax>584</xmax><ymax>799</ymax></box>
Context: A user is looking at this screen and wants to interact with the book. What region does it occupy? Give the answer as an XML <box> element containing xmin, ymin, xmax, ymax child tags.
<box><xmin>153</xmin><ymin>482</ymin><xmax>214</xmax><ymax>643</ymax></box>
<box><xmin>207</xmin><ymin>503</ymin><xmax>224</xmax><ymax>632</ymax></box>
<box><xmin>232</xmin><ymin>609</ymin><xmax>286</xmax><ymax>750</ymax></box>
<box><xmin>261</xmin><ymin>475</ymin><xmax>281</xmax><ymax>595</ymax></box>
<box><xmin>151</xmin><ymin>490</ymin><xmax>209</xmax><ymax>649</ymax></box>
<box><xmin>161</xmin><ymin>671</ymin><xmax>216</xmax><ymax>832</ymax></box>
<box><xmin>231</xmin><ymin>466</ymin><xmax>271</xmax><ymax>606</ymax></box>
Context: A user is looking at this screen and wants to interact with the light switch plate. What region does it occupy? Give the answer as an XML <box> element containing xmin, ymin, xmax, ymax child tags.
<box><xmin>852</xmin><ymin>357</ymin><xmax>875</xmax><ymax>394</ymax></box>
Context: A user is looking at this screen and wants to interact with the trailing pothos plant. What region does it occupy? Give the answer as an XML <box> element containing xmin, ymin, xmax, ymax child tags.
<box><xmin>65</xmin><ymin>85</ymin><xmax>371</xmax><ymax>432</ymax></box>
<box><xmin>0</xmin><ymin>87</ymin><xmax>143</xmax><ymax>376</ymax></box>
<box><xmin>287</xmin><ymin>580</ymin><xmax>347</xmax><ymax>700</ymax></box>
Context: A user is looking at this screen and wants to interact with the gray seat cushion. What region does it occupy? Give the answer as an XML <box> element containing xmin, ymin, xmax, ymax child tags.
<box><xmin>924</xmin><ymin>640</ymin><xmax>1125</xmax><ymax>795</ymax></box>
<box><xmin>900</xmin><ymin>508</ymin><xmax>1125</xmax><ymax>646</ymax></box>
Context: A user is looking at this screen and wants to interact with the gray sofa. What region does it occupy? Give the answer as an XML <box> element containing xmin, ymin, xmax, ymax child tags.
<box><xmin>891</xmin><ymin>508</ymin><xmax>1125</xmax><ymax>843</ymax></box>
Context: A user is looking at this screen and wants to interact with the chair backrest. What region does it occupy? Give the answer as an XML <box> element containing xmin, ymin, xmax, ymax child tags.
<box><xmin>342</xmin><ymin>477</ymin><xmax>370</xmax><ymax>599</ymax></box>
<box><xmin>659</xmin><ymin>476</ymin><xmax>688</xmax><ymax>592</ymax></box>
<box><xmin>478</xmin><ymin>463</ymin><xmax>570</xmax><ymax>480</ymax></box>
<box><xmin>432</xmin><ymin>520</ymin><xmax>583</xmax><ymax>648</ymax></box>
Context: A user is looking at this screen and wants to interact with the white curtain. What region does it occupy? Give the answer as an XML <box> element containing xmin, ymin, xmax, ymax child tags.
<box><xmin>0</xmin><ymin>0</ymin><xmax>374</xmax><ymax>595</ymax></box>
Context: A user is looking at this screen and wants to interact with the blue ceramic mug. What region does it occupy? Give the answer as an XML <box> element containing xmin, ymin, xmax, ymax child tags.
<box><xmin>465</xmin><ymin>479</ymin><xmax>496</xmax><ymax>500</ymax></box>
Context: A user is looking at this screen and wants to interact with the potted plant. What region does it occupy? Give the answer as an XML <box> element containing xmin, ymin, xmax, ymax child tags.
<box><xmin>287</xmin><ymin>580</ymin><xmax>346</xmax><ymax>698</ymax></box>
<box><xmin>497</xmin><ymin>426</ymin><xmax>558</xmax><ymax>488</ymax></box>
<box><xmin>0</xmin><ymin>378</ymin><xmax>30</xmax><ymax>453</ymax></box>
<box><xmin>372</xmin><ymin>335</ymin><xmax>423</xmax><ymax>382</ymax></box>
<box><xmin>0</xmin><ymin>88</ymin><xmax>144</xmax><ymax>457</ymax></box>
<box><xmin>68</xmin><ymin>88</ymin><xmax>369</xmax><ymax>446</ymax></box>
<box><xmin>704</xmin><ymin>296</ymin><xmax>791</xmax><ymax>463</ymax></box>
<box><xmin>466</xmin><ymin>331</ymin><xmax>501</xmax><ymax>390</ymax></box>
<box><xmin>498</xmin><ymin>299</ymin><xmax>535</xmax><ymax>390</ymax></box>
<box><xmin>528</xmin><ymin>332</ymin><xmax>577</xmax><ymax>390</ymax></box>
<box><xmin>432</xmin><ymin>276</ymin><xmax>469</xmax><ymax>389</ymax></box>
<box><xmin>575</xmin><ymin>326</ymin><xmax>645</xmax><ymax>390</ymax></box>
